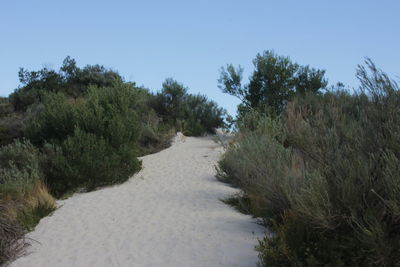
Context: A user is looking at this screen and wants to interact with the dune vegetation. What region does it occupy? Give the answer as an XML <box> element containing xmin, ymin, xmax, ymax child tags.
<box><xmin>1</xmin><ymin>51</ymin><xmax>398</xmax><ymax>266</ymax></box>
<box><xmin>218</xmin><ymin>51</ymin><xmax>400</xmax><ymax>266</ymax></box>
<box><xmin>0</xmin><ymin>57</ymin><xmax>226</xmax><ymax>265</ymax></box>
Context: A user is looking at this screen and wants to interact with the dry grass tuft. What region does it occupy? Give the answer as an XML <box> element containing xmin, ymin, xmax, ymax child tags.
<box><xmin>0</xmin><ymin>204</ymin><xmax>28</xmax><ymax>266</ymax></box>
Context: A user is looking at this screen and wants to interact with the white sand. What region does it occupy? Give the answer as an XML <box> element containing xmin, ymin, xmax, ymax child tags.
<box><xmin>11</xmin><ymin>134</ymin><xmax>264</xmax><ymax>267</ymax></box>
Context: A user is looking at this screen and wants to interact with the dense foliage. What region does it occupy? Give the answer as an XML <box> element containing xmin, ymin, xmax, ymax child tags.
<box><xmin>0</xmin><ymin>140</ymin><xmax>56</xmax><ymax>266</ymax></box>
<box><xmin>10</xmin><ymin>56</ymin><xmax>122</xmax><ymax>111</ymax></box>
<box><xmin>0</xmin><ymin>58</ymin><xmax>226</xmax><ymax>199</ymax></box>
<box><xmin>0</xmin><ymin>57</ymin><xmax>226</xmax><ymax>265</ymax></box>
<box><xmin>0</xmin><ymin>98</ymin><xmax>27</xmax><ymax>147</ymax></box>
<box><xmin>27</xmin><ymin>83</ymin><xmax>143</xmax><ymax>196</ymax></box>
<box><xmin>218</xmin><ymin>50</ymin><xmax>327</xmax><ymax>116</ymax></box>
<box><xmin>218</xmin><ymin>58</ymin><xmax>400</xmax><ymax>266</ymax></box>
<box><xmin>151</xmin><ymin>78</ymin><xmax>226</xmax><ymax>136</ymax></box>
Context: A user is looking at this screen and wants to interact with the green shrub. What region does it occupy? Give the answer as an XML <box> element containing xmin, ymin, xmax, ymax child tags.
<box><xmin>183</xmin><ymin>94</ymin><xmax>225</xmax><ymax>135</ymax></box>
<box><xmin>0</xmin><ymin>140</ymin><xmax>56</xmax><ymax>214</ymax></box>
<box><xmin>43</xmin><ymin>128</ymin><xmax>140</xmax><ymax>195</ymax></box>
<box><xmin>217</xmin><ymin>115</ymin><xmax>300</xmax><ymax>221</ymax></box>
<box><xmin>182</xmin><ymin>118</ymin><xmax>205</xmax><ymax>136</ymax></box>
<box><xmin>137</xmin><ymin>111</ymin><xmax>175</xmax><ymax>155</ymax></box>
<box><xmin>257</xmin><ymin>212</ymin><xmax>348</xmax><ymax>267</ymax></box>
<box><xmin>0</xmin><ymin>140</ymin><xmax>41</xmax><ymax>198</ymax></box>
<box><xmin>150</xmin><ymin>78</ymin><xmax>226</xmax><ymax>136</ymax></box>
<box><xmin>0</xmin><ymin>97</ymin><xmax>13</xmax><ymax>117</ymax></box>
<box><xmin>10</xmin><ymin>56</ymin><xmax>123</xmax><ymax>111</ymax></box>
<box><xmin>219</xmin><ymin>60</ymin><xmax>400</xmax><ymax>266</ymax></box>
<box><xmin>28</xmin><ymin>82</ymin><xmax>142</xmax><ymax>196</ymax></box>
<box><xmin>0</xmin><ymin>111</ymin><xmax>28</xmax><ymax>147</ymax></box>
<box><xmin>0</xmin><ymin>140</ymin><xmax>56</xmax><ymax>265</ymax></box>
<box><xmin>26</xmin><ymin>92</ymin><xmax>78</xmax><ymax>147</ymax></box>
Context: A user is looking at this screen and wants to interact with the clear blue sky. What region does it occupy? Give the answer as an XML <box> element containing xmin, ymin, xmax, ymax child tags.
<box><xmin>1</xmin><ymin>0</ymin><xmax>399</xmax><ymax>116</ymax></box>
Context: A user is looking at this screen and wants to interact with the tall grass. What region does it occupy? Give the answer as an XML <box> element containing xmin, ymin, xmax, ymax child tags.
<box><xmin>218</xmin><ymin>60</ymin><xmax>400</xmax><ymax>266</ymax></box>
<box><xmin>0</xmin><ymin>204</ymin><xmax>27</xmax><ymax>266</ymax></box>
<box><xmin>0</xmin><ymin>140</ymin><xmax>56</xmax><ymax>266</ymax></box>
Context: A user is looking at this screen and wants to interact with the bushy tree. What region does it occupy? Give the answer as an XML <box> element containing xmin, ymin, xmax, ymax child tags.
<box><xmin>28</xmin><ymin>82</ymin><xmax>142</xmax><ymax>196</ymax></box>
<box><xmin>151</xmin><ymin>78</ymin><xmax>188</xmax><ymax>126</ymax></box>
<box><xmin>151</xmin><ymin>78</ymin><xmax>226</xmax><ymax>136</ymax></box>
<box><xmin>183</xmin><ymin>94</ymin><xmax>225</xmax><ymax>135</ymax></box>
<box><xmin>60</xmin><ymin>56</ymin><xmax>123</xmax><ymax>97</ymax></box>
<box><xmin>218</xmin><ymin>50</ymin><xmax>327</xmax><ymax>115</ymax></box>
<box><xmin>10</xmin><ymin>56</ymin><xmax>123</xmax><ymax>111</ymax></box>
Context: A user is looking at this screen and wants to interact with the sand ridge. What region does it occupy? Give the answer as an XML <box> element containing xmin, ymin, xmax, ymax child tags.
<box><xmin>11</xmin><ymin>134</ymin><xmax>264</xmax><ymax>267</ymax></box>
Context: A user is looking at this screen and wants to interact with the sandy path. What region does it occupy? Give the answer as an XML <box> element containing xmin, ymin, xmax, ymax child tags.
<box><xmin>11</xmin><ymin>135</ymin><xmax>264</xmax><ymax>267</ymax></box>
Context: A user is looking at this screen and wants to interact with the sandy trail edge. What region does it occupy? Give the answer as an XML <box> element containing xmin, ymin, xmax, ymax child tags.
<box><xmin>11</xmin><ymin>134</ymin><xmax>265</xmax><ymax>267</ymax></box>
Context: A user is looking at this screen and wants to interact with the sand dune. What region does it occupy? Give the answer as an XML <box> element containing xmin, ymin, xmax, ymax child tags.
<box><xmin>11</xmin><ymin>134</ymin><xmax>264</xmax><ymax>267</ymax></box>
